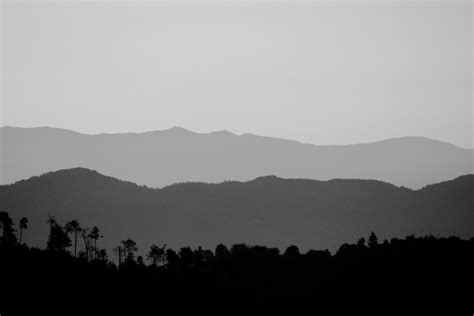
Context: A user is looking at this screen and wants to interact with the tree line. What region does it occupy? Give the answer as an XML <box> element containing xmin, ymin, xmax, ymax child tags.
<box><xmin>1</xmin><ymin>210</ymin><xmax>473</xmax><ymax>315</ymax></box>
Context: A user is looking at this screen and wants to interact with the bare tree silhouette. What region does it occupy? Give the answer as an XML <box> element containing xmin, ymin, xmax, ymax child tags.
<box><xmin>19</xmin><ymin>217</ymin><xmax>28</xmax><ymax>244</ymax></box>
<box><xmin>65</xmin><ymin>220</ymin><xmax>82</xmax><ymax>258</ymax></box>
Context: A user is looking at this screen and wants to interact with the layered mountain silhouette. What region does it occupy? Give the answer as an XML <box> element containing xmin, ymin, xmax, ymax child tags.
<box><xmin>1</xmin><ymin>168</ymin><xmax>472</xmax><ymax>253</ymax></box>
<box><xmin>1</xmin><ymin>126</ymin><xmax>472</xmax><ymax>189</ymax></box>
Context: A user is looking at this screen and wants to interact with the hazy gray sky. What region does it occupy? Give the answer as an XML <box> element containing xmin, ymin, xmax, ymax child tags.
<box><xmin>1</xmin><ymin>0</ymin><xmax>472</xmax><ymax>147</ymax></box>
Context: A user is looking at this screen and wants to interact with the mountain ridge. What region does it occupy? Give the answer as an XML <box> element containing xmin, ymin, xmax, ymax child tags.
<box><xmin>1</xmin><ymin>125</ymin><xmax>470</xmax><ymax>149</ymax></box>
<box><xmin>9</xmin><ymin>165</ymin><xmax>472</xmax><ymax>191</ymax></box>
<box><xmin>1</xmin><ymin>167</ymin><xmax>472</xmax><ymax>255</ymax></box>
<box><xmin>1</xmin><ymin>126</ymin><xmax>472</xmax><ymax>189</ymax></box>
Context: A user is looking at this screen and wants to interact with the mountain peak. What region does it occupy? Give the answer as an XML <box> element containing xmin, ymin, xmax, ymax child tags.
<box><xmin>163</xmin><ymin>126</ymin><xmax>195</xmax><ymax>135</ymax></box>
<box><xmin>32</xmin><ymin>167</ymin><xmax>103</xmax><ymax>182</ymax></box>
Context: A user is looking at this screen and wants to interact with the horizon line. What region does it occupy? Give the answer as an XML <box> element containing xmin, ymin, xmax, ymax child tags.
<box><xmin>1</xmin><ymin>125</ymin><xmax>472</xmax><ymax>150</ymax></box>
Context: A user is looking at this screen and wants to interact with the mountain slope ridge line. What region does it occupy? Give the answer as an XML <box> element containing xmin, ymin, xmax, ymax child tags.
<box><xmin>1</xmin><ymin>125</ymin><xmax>470</xmax><ymax>149</ymax></box>
<box><xmin>1</xmin><ymin>126</ymin><xmax>472</xmax><ymax>189</ymax></box>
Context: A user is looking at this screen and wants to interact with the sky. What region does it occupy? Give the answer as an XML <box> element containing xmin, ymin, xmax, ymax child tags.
<box><xmin>1</xmin><ymin>0</ymin><xmax>472</xmax><ymax>148</ymax></box>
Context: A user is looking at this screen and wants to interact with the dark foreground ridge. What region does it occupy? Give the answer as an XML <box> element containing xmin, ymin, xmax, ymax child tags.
<box><xmin>0</xmin><ymin>221</ymin><xmax>473</xmax><ymax>314</ymax></box>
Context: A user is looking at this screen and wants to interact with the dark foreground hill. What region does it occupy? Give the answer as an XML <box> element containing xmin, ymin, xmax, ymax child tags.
<box><xmin>1</xmin><ymin>168</ymin><xmax>472</xmax><ymax>254</ymax></box>
<box><xmin>1</xmin><ymin>236</ymin><xmax>473</xmax><ymax>315</ymax></box>
<box><xmin>1</xmin><ymin>126</ymin><xmax>473</xmax><ymax>189</ymax></box>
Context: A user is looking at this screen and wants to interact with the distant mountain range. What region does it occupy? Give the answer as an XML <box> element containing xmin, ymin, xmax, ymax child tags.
<box><xmin>1</xmin><ymin>126</ymin><xmax>472</xmax><ymax>189</ymax></box>
<box><xmin>1</xmin><ymin>168</ymin><xmax>472</xmax><ymax>254</ymax></box>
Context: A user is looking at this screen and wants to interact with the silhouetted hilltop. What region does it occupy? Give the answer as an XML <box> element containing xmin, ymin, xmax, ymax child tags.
<box><xmin>1</xmin><ymin>168</ymin><xmax>472</xmax><ymax>254</ymax></box>
<box><xmin>8</xmin><ymin>167</ymin><xmax>151</xmax><ymax>192</ymax></box>
<box><xmin>1</xmin><ymin>126</ymin><xmax>472</xmax><ymax>188</ymax></box>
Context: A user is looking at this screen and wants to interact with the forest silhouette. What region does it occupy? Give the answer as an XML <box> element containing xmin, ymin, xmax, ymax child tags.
<box><xmin>1</xmin><ymin>210</ymin><xmax>473</xmax><ymax>315</ymax></box>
